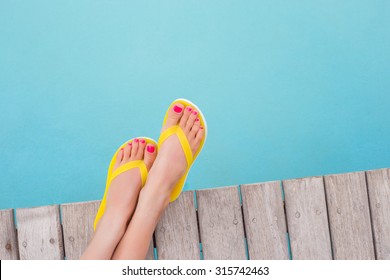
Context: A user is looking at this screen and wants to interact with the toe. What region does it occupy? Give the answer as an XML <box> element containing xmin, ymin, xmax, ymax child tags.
<box><xmin>127</xmin><ymin>142</ymin><xmax>133</xmax><ymax>158</ymax></box>
<box><xmin>195</xmin><ymin>126</ymin><xmax>205</xmax><ymax>144</ymax></box>
<box><xmin>165</xmin><ymin>103</ymin><xmax>184</xmax><ymax>129</ymax></box>
<box><xmin>185</xmin><ymin>110</ymin><xmax>198</xmax><ymax>133</ymax></box>
<box><xmin>136</xmin><ymin>138</ymin><xmax>147</xmax><ymax>159</ymax></box>
<box><xmin>130</xmin><ymin>138</ymin><xmax>139</xmax><ymax>160</ymax></box>
<box><xmin>189</xmin><ymin>117</ymin><xmax>200</xmax><ymax>139</ymax></box>
<box><xmin>123</xmin><ymin>142</ymin><xmax>131</xmax><ymax>160</ymax></box>
<box><xmin>116</xmin><ymin>148</ymin><xmax>124</xmax><ymax>164</ymax></box>
<box><xmin>179</xmin><ymin>106</ymin><xmax>192</xmax><ymax>129</ymax></box>
<box><xmin>143</xmin><ymin>144</ymin><xmax>157</xmax><ymax>171</ymax></box>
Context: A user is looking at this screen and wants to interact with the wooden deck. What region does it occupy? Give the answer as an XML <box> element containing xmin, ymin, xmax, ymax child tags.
<box><xmin>1</xmin><ymin>168</ymin><xmax>389</xmax><ymax>260</ymax></box>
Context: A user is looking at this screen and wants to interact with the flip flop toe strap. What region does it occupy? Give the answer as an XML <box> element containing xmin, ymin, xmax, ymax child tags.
<box><xmin>107</xmin><ymin>160</ymin><xmax>148</xmax><ymax>187</ymax></box>
<box><xmin>158</xmin><ymin>126</ymin><xmax>193</xmax><ymax>167</ymax></box>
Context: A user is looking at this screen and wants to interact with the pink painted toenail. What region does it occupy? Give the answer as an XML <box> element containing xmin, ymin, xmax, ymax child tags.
<box><xmin>195</xmin><ymin>118</ymin><xmax>199</xmax><ymax>122</ymax></box>
<box><xmin>192</xmin><ymin>111</ymin><xmax>198</xmax><ymax>115</ymax></box>
<box><xmin>121</xmin><ymin>148</ymin><xmax>124</xmax><ymax>150</ymax></box>
<box><xmin>128</xmin><ymin>142</ymin><xmax>132</xmax><ymax>146</ymax></box>
<box><xmin>147</xmin><ymin>145</ymin><xmax>155</xmax><ymax>153</ymax></box>
<box><xmin>200</xmin><ymin>126</ymin><xmax>204</xmax><ymax>129</ymax></box>
<box><xmin>134</xmin><ymin>138</ymin><xmax>139</xmax><ymax>143</ymax></box>
<box><xmin>173</xmin><ymin>105</ymin><xmax>183</xmax><ymax>113</ymax></box>
<box><xmin>187</xmin><ymin>107</ymin><xmax>192</xmax><ymax>112</ymax></box>
<box><xmin>140</xmin><ymin>139</ymin><xmax>146</xmax><ymax>144</ymax></box>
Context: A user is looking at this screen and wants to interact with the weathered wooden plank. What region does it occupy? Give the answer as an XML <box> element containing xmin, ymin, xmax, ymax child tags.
<box><xmin>0</xmin><ymin>209</ymin><xmax>19</xmax><ymax>259</ymax></box>
<box><xmin>16</xmin><ymin>205</ymin><xmax>64</xmax><ymax>260</ymax></box>
<box><xmin>283</xmin><ymin>176</ymin><xmax>332</xmax><ymax>259</ymax></box>
<box><xmin>61</xmin><ymin>201</ymin><xmax>100</xmax><ymax>260</ymax></box>
<box><xmin>62</xmin><ymin>200</ymin><xmax>154</xmax><ymax>260</ymax></box>
<box><xmin>324</xmin><ymin>171</ymin><xmax>375</xmax><ymax>259</ymax></box>
<box><xmin>196</xmin><ymin>186</ymin><xmax>246</xmax><ymax>260</ymax></box>
<box><xmin>155</xmin><ymin>191</ymin><xmax>200</xmax><ymax>260</ymax></box>
<box><xmin>241</xmin><ymin>181</ymin><xmax>289</xmax><ymax>259</ymax></box>
<box><xmin>366</xmin><ymin>168</ymin><xmax>390</xmax><ymax>259</ymax></box>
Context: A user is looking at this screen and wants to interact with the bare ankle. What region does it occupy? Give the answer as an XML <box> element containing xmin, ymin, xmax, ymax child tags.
<box><xmin>96</xmin><ymin>211</ymin><xmax>127</xmax><ymax>235</ymax></box>
<box><xmin>137</xmin><ymin>187</ymin><xmax>170</xmax><ymax>215</ymax></box>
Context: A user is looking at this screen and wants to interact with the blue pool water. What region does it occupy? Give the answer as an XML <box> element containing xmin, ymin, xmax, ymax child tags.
<box><xmin>1</xmin><ymin>0</ymin><xmax>389</xmax><ymax>210</ymax></box>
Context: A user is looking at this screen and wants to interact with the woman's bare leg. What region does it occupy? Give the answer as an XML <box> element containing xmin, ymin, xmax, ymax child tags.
<box><xmin>112</xmin><ymin>103</ymin><xmax>205</xmax><ymax>259</ymax></box>
<box><xmin>80</xmin><ymin>139</ymin><xmax>157</xmax><ymax>259</ymax></box>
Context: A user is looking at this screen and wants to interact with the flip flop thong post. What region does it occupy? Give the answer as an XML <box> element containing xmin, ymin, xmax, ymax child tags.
<box><xmin>158</xmin><ymin>98</ymin><xmax>208</xmax><ymax>202</ymax></box>
<box><xmin>93</xmin><ymin>137</ymin><xmax>157</xmax><ymax>230</ymax></box>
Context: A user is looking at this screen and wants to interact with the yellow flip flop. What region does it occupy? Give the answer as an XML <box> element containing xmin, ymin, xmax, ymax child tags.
<box><xmin>158</xmin><ymin>98</ymin><xmax>208</xmax><ymax>202</ymax></box>
<box><xmin>94</xmin><ymin>137</ymin><xmax>157</xmax><ymax>230</ymax></box>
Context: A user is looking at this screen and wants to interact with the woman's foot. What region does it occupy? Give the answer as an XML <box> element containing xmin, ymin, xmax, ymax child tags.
<box><xmin>80</xmin><ymin>139</ymin><xmax>157</xmax><ymax>260</ymax></box>
<box><xmin>111</xmin><ymin>103</ymin><xmax>206</xmax><ymax>260</ymax></box>
<box><xmin>144</xmin><ymin>103</ymin><xmax>205</xmax><ymax>205</ymax></box>
<box><xmin>97</xmin><ymin>138</ymin><xmax>157</xmax><ymax>230</ymax></box>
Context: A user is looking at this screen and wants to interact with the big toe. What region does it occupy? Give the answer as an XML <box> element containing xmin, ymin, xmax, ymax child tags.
<box><xmin>164</xmin><ymin>103</ymin><xmax>184</xmax><ymax>129</ymax></box>
<box><xmin>144</xmin><ymin>143</ymin><xmax>157</xmax><ymax>170</ymax></box>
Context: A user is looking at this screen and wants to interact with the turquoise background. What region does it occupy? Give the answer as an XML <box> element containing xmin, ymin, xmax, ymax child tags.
<box><xmin>1</xmin><ymin>0</ymin><xmax>389</xmax><ymax>210</ymax></box>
